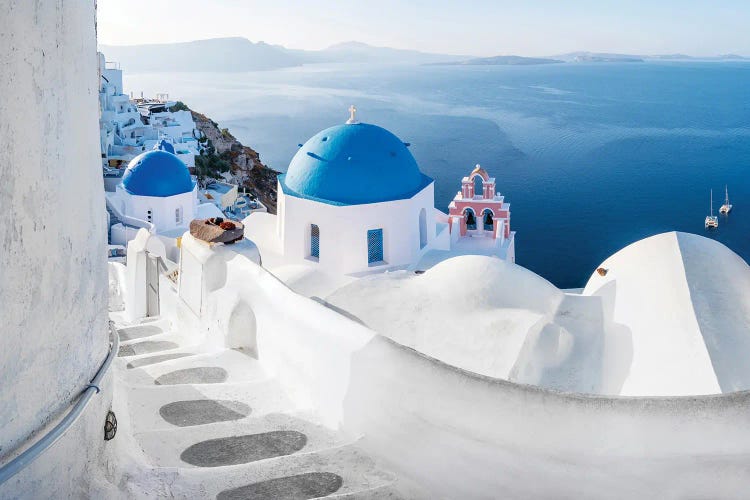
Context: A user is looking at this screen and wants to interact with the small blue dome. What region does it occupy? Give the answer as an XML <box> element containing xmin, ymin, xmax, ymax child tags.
<box><xmin>153</xmin><ymin>139</ymin><xmax>175</xmax><ymax>154</ymax></box>
<box><xmin>280</xmin><ymin>122</ymin><xmax>431</xmax><ymax>205</ymax></box>
<box><xmin>121</xmin><ymin>150</ymin><xmax>194</xmax><ymax>197</ymax></box>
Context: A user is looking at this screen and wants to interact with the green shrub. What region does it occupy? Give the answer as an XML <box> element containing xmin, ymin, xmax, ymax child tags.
<box><xmin>168</xmin><ymin>101</ymin><xmax>190</xmax><ymax>112</ymax></box>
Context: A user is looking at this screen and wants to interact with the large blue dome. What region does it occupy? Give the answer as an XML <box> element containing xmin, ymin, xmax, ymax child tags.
<box><xmin>121</xmin><ymin>150</ymin><xmax>194</xmax><ymax>197</ymax></box>
<box><xmin>280</xmin><ymin>122</ymin><xmax>431</xmax><ymax>205</ymax></box>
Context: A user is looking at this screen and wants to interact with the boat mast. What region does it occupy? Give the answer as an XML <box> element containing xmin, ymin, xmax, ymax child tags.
<box><xmin>710</xmin><ymin>189</ymin><xmax>714</xmax><ymax>217</ymax></box>
<box><xmin>725</xmin><ymin>185</ymin><xmax>729</xmax><ymax>205</ymax></box>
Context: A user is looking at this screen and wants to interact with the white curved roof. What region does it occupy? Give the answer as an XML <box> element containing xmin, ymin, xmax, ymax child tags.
<box><xmin>326</xmin><ymin>255</ymin><xmax>575</xmax><ymax>384</ymax></box>
<box><xmin>326</xmin><ymin>232</ymin><xmax>750</xmax><ymax>396</ymax></box>
<box><xmin>583</xmin><ymin>231</ymin><xmax>750</xmax><ymax>396</ymax></box>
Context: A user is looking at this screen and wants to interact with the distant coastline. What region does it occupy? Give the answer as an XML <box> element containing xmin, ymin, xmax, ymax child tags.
<box><xmin>431</xmin><ymin>55</ymin><xmax>563</xmax><ymax>66</ymax></box>
<box><xmin>98</xmin><ymin>38</ymin><xmax>749</xmax><ymax>73</ymax></box>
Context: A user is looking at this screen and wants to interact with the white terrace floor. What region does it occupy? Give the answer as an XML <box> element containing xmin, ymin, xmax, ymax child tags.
<box><xmin>109</xmin><ymin>313</ymin><xmax>407</xmax><ymax>499</ymax></box>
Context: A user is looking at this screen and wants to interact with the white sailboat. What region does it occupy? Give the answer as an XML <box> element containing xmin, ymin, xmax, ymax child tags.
<box><xmin>720</xmin><ymin>185</ymin><xmax>732</xmax><ymax>214</ymax></box>
<box><xmin>706</xmin><ymin>189</ymin><xmax>719</xmax><ymax>229</ymax></box>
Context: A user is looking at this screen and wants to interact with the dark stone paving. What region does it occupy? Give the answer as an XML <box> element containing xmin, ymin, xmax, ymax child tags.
<box><xmin>154</xmin><ymin>367</ymin><xmax>228</xmax><ymax>385</ymax></box>
<box><xmin>216</xmin><ymin>472</ymin><xmax>343</xmax><ymax>500</ymax></box>
<box><xmin>126</xmin><ymin>353</ymin><xmax>191</xmax><ymax>369</ymax></box>
<box><xmin>118</xmin><ymin>325</ymin><xmax>164</xmax><ymax>341</ymax></box>
<box><xmin>180</xmin><ymin>431</ymin><xmax>307</xmax><ymax>467</ymax></box>
<box><xmin>159</xmin><ymin>399</ymin><xmax>251</xmax><ymax>427</ymax></box>
<box><xmin>118</xmin><ymin>341</ymin><xmax>179</xmax><ymax>357</ymax></box>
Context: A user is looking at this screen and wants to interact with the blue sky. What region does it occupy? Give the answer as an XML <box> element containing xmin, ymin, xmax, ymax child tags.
<box><xmin>97</xmin><ymin>0</ymin><xmax>749</xmax><ymax>56</ymax></box>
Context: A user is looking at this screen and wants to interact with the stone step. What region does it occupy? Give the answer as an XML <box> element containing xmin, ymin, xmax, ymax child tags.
<box><xmin>127</xmin><ymin>443</ymin><xmax>397</xmax><ymax>500</ymax></box>
<box><xmin>217</xmin><ymin>472</ymin><xmax>343</xmax><ymax>500</ymax></box>
<box><xmin>118</xmin><ymin>339</ymin><xmax>182</xmax><ymax>357</ymax></box>
<box><xmin>126</xmin><ymin>378</ymin><xmax>295</xmax><ymax>431</ymax></box>
<box><xmin>125</xmin><ymin>352</ymin><xmax>195</xmax><ymax>369</ymax></box>
<box><xmin>116</xmin><ymin>318</ymin><xmax>172</xmax><ymax>341</ymax></box>
<box><xmin>118</xmin><ymin>329</ymin><xmax>195</xmax><ymax>350</ymax></box>
<box><xmin>134</xmin><ymin>410</ymin><xmax>349</xmax><ymax>468</ymax></box>
<box><xmin>325</xmin><ymin>483</ymin><xmax>408</xmax><ymax>499</ymax></box>
<box><xmin>123</xmin><ymin>349</ymin><xmax>268</xmax><ymax>386</ymax></box>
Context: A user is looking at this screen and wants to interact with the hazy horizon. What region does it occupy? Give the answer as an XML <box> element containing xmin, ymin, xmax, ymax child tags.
<box><xmin>97</xmin><ymin>0</ymin><xmax>750</xmax><ymax>57</ymax></box>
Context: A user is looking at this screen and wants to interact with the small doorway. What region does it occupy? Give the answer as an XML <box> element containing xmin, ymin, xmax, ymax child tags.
<box><xmin>145</xmin><ymin>252</ymin><xmax>163</xmax><ymax>317</ymax></box>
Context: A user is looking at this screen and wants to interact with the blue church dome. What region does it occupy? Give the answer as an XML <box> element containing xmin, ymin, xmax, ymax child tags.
<box><xmin>121</xmin><ymin>150</ymin><xmax>194</xmax><ymax>197</ymax></box>
<box><xmin>153</xmin><ymin>139</ymin><xmax>175</xmax><ymax>154</ymax></box>
<box><xmin>280</xmin><ymin>122</ymin><xmax>432</xmax><ymax>205</ymax></box>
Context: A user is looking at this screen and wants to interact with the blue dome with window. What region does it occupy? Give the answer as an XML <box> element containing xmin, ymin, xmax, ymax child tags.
<box><xmin>121</xmin><ymin>150</ymin><xmax>194</xmax><ymax>197</ymax></box>
<box><xmin>280</xmin><ymin>122</ymin><xmax>432</xmax><ymax>205</ymax></box>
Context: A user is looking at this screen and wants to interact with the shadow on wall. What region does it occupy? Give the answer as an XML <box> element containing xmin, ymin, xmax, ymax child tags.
<box><xmin>678</xmin><ymin>232</ymin><xmax>750</xmax><ymax>393</ymax></box>
<box><xmin>594</xmin><ymin>280</ymin><xmax>634</xmax><ymax>395</ymax></box>
<box><xmin>507</xmin><ymin>284</ymin><xmax>634</xmax><ymax>396</ymax></box>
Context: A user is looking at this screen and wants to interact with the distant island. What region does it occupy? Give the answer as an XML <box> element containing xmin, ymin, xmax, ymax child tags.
<box><xmin>98</xmin><ymin>37</ymin><xmax>749</xmax><ymax>72</ymax></box>
<box><xmin>554</xmin><ymin>51</ymin><xmax>749</xmax><ymax>63</ymax></box>
<box><xmin>554</xmin><ymin>52</ymin><xmax>644</xmax><ymax>63</ymax></box>
<box><xmin>434</xmin><ymin>55</ymin><xmax>563</xmax><ymax>66</ymax></box>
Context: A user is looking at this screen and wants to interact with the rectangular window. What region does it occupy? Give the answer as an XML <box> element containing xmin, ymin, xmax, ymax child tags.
<box><xmin>175</xmin><ymin>207</ymin><xmax>182</xmax><ymax>225</ymax></box>
<box><xmin>367</xmin><ymin>228</ymin><xmax>384</xmax><ymax>264</ymax></box>
<box><xmin>310</xmin><ymin>224</ymin><xmax>320</xmax><ymax>259</ymax></box>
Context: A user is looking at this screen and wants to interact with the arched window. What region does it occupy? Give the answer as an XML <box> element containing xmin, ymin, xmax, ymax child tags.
<box><xmin>482</xmin><ymin>209</ymin><xmax>494</xmax><ymax>231</ymax></box>
<box><xmin>473</xmin><ymin>176</ymin><xmax>483</xmax><ymax>199</ymax></box>
<box><xmin>464</xmin><ymin>208</ymin><xmax>476</xmax><ymax>230</ymax></box>
<box><xmin>419</xmin><ymin>208</ymin><xmax>427</xmax><ymax>249</ymax></box>
<box><xmin>310</xmin><ymin>224</ymin><xmax>320</xmax><ymax>259</ymax></box>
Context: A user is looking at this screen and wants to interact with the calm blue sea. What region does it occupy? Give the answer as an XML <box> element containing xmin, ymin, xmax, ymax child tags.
<box><xmin>126</xmin><ymin>62</ymin><xmax>750</xmax><ymax>288</ymax></box>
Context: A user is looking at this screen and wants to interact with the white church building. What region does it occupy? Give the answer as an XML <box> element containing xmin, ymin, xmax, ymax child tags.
<box><xmin>106</xmin><ymin>147</ymin><xmax>223</xmax><ymax>260</ymax></box>
<box><xmin>246</xmin><ymin>108</ymin><xmax>515</xmax><ymax>277</ymax></box>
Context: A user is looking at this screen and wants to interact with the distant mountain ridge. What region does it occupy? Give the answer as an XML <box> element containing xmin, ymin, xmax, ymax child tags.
<box><xmin>99</xmin><ymin>37</ymin><xmax>303</xmax><ymax>72</ymax></box>
<box><xmin>99</xmin><ymin>37</ymin><xmax>469</xmax><ymax>72</ymax></box>
<box><xmin>98</xmin><ymin>37</ymin><xmax>749</xmax><ymax>73</ymax></box>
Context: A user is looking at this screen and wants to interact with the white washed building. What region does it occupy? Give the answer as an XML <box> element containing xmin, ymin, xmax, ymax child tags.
<box><xmin>106</xmin><ymin>149</ymin><xmax>223</xmax><ymax>260</ymax></box>
<box><xmin>246</xmin><ymin>110</ymin><xmax>513</xmax><ymax>277</ymax></box>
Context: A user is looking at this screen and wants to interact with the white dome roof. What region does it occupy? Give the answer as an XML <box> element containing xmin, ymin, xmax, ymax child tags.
<box><xmin>583</xmin><ymin>231</ymin><xmax>750</xmax><ymax>396</ymax></box>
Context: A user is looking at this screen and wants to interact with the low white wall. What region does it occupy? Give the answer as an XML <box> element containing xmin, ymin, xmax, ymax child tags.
<box><xmin>181</xmin><ymin>238</ymin><xmax>750</xmax><ymax>499</ymax></box>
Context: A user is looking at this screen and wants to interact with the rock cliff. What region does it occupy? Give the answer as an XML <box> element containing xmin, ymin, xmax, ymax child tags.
<box><xmin>190</xmin><ymin>108</ymin><xmax>279</xmax><ymax>213</ymax></box>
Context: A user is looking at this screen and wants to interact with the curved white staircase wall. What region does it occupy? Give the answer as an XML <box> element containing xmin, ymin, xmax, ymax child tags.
<box><xmin>177</xmin><ymin>233</ymin><xmax>750</xmax><ymax>499</ymax></box>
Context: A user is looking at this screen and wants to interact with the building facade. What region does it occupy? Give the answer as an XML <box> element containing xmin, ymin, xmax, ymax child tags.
<box><xmin>275</xmin><ymin>118</ymin><xmax>436</xmax><ymax>275</ymax></box>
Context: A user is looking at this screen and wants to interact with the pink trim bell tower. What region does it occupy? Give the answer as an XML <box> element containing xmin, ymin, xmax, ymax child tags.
<box><xmin>448</xmin><ymin>164</ymin><xmax>511</xmax><ymax>241</ymax></box>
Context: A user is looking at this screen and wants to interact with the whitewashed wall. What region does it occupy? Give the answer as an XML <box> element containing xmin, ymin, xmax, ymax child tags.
<box><xmin>277</xmin><ymin>182</ymin><xmax>436</xmax><ymax>274</ymax></box>
<box><xmin>179</xmin><ymin>238</ymin><xmax>750</xmax><ymax>499</ymax></box>
<box><xmin>0</xmin><ymin>2</ymin><xmax>113</xmax><ymax>497</ymax></box>
<box><xmin>115</xmin><ymin>185</ymin><xmax>196</xmax><ymax>232</ymax></box>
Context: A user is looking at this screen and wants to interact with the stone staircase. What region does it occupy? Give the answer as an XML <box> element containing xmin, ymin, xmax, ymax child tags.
<box><xmin>113</xmin><ymin>317</ymin><xmax>405</xmax><ymax>499</ymax></box>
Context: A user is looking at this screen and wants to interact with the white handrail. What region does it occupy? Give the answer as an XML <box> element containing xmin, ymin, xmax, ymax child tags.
<box><xmin>0</xmin><ymin>322</ymin><xmax>119</xmax><ymax>486</ymax></box>
<box><xmin>105</xmin><ymin>196</ymin><xmax>155</xmax><ymax>234</ymax></box>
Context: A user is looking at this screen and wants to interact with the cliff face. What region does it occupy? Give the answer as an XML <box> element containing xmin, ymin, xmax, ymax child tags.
<box><xmin>191</xmin><ymin>109</ymin><xmax>279</xmax><ymax>213</ymax></box>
